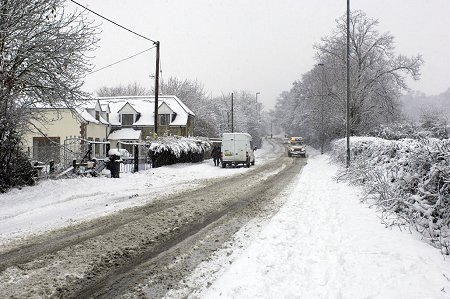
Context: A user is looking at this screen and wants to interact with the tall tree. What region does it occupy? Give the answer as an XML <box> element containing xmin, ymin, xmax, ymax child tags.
<box><xmin>0</xmin><ymin>0</ymin><xmax>98</xmax><ymax>190</ymax></box>
<box><xmin>275</xmin><ymin>10</ymin><xmax>423</xmax><ymax>149</ymax></box>
<box><xmin>314</xmin><ymin>10</ymin><xmax>422</xmax><ymax>135</ymax></box>
<box><xmin>156</xmin><ymin>77</ymin><xmax>265</xmax><ymax>140</ymax></box>
<box><xmin>158</xmin><ymin>77</ymin><xmax>220</xmax><ymax>137</ymax></box>
<box><xmin>1</xmin><ymin>0</ymin><xmax>98</xmax><ymax>123</ymax></box>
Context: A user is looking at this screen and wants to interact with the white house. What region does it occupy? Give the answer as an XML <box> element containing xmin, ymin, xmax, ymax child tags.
<box><xmin>99</xmin><ymin>96</ymin><xmax>195</xmax><ymax>151</ymax></box>
<box><xmin>22</xmin><ymin>95</ymin><xmax>195</xmax><ymax>163</ymax></box>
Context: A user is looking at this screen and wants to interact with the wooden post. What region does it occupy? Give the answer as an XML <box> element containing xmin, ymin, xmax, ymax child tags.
<box><xmin>49</xmin><ymin>160</ymin><xmax>55</xmax><ymax>174</ymax></box>
<box><xmin>134</xmin><ymin>144</ymin><xmax>139</xmax><ymax>173</ymax></box>
<box><xmin>88</xmin><ymin>143</ymin><xmax>92</xmax><ymax>161</ymax></box>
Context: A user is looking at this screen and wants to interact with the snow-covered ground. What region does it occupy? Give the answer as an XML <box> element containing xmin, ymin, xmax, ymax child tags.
<box><xmin>0</xmin><ymin>140</ymin><xmax>280</xmax><ymax>249</ymax></box>
<box><xmin>1</xmin><ymin>140</ymin><xmax>450</xmax><ymax>298</ymax></box>
<box><xmin>196</xmin><ymin>153</ymin><xmax>450</xmax><ymax>298</ymax></box>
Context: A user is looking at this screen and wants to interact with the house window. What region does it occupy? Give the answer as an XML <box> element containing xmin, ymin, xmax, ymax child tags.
<box><xmin>95</xmin><ymin>111</ymin><xmax>100</xmax><ymax>121</ymax></box>
<box><xmin>95</xmin><ymin>138</ymin><xmax>100</xmax><ymax>156</ymax></box>
<box><xmin>121</xmin><ymin>114</ymin><xmax>134</xmax><ymax>126</ymax></box>
<box><xmin>159</xmin><ymin>114</ymin><xmax>170</xmax><ymax>126</ymax></box>
<box><xmin>33</xmin><ymin>137</ymin><xmax>60</xmax><ymax>163</ymax></box>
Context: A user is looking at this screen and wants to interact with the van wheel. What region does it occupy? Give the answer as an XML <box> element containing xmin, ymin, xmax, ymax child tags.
<box><xmin>251</xmin><ymin>160</ymin><xmax>255</xmax><ymax>166</ymax></box>
<box><xmin>221</xmin><ymin>162</ymin><xmax>226</xmax><ymax>168</ymax></box>
<box><xmin>246</xmin><ymin>159</ymin><xmax>250</xmax><ymax>168</ymax></box>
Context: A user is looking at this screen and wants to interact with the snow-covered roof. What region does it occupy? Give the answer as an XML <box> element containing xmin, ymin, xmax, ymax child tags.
<box><xmin>108</xmin><ymin>128</ymin><xmax>141</xmax><ymax>140</ymax></box>
<box><xmin>101</xmin><ymin>104</ymin><xmax>111</xmax><ymax>113</ymax></box>
<box><xmin>95</xmin><ymin>95</ymin><xmax>194</xmax><ymax>127</ymax></box>
<box><xmin>74</xmin><ymin>99</ymin><xmax>109</xmax><ymax>125</ymax></box>
<box><xmin>32</xmin><ymin>96</ymin><xmax>194</xmax><ymax>128</ymax></box>
<box><xmin>78</xmin><ymin>109</ymin><xmax>98</xmax><ymax>124</ymax></box>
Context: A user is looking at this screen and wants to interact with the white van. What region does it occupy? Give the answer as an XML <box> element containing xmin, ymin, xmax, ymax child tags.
<box><xmin>221</xmin><ymin>133</ymin><xmax>256</xmax><ymax>168</ymax></box>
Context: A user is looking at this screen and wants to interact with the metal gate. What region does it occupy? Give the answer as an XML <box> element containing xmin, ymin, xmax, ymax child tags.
<box><xmin>63</xmin><ymin>137</ymin><xmax>110</xmax><ymax>169</ymax></box>
<box><xmin>117</xmin><ymin>141</ymin><xmax>151</xmax><ymax>173</ymax></box>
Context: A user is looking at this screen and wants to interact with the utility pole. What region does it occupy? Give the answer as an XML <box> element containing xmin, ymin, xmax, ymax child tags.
<box><xmin>255</xmin><ymin>92</ymin><xmax>260</xmax><ymax>121</ymax></box>
<box><xmin>270</xmin><ymin>121</ymin><xmax>273</xmax><ymax>138</ymax></box>
<box><xmin>154</xmin><ymin>41</ymin><xmax>160</xmax><ymax>136</ymax></box>
<box><xmin>231</xmin><ymin>92</ymin><xmax>234</xmax><ymax>133</ymax></box>
<box><xmin>346</xmin><ymin>0</ymin><xmax>351</xmax><ymax>167</ymax></box>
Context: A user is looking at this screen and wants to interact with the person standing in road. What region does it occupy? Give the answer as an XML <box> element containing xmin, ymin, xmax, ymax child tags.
<box><xmin>211</xmin><ymin>145</ymin><xmax>221</xmax><ymax>166</ymax></box>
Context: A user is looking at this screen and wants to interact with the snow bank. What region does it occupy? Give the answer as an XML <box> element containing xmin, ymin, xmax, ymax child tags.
<box><xmin>332</xmin><ymin>137</ymin><xmax>450</xmax><ymax>254</ymax></box>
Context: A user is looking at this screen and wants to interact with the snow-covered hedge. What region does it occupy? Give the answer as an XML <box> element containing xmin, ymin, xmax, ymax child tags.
<box><xmin>331</xmin><ymin>137</ymin><xmax>450</xmax><ymax>254</ymax></box>
<box><xmin>148</xmin><ymin>136</ymin><xmax>211</xmax><ymax>167</ymax></box>
<box><xmin>369</xmin><ymin>122</ymin><xmax>448</xmax><ymax>140</ymax></box>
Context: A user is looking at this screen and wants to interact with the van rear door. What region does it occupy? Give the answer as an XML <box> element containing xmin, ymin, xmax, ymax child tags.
<box><xmin>233</xmin><ymin>137</ymin><xmax>248</xmax><ymax>162</ymax></box>
<box><xmin>222</xmin><ymin>135</ymin><xmax>234</xmax><ymax>161</ymax></box>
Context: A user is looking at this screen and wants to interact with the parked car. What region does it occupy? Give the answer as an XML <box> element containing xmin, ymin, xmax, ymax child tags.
<box><xmin>221</xmin><ymin>133</ymin><xmax>256</xmax><ymax>168</ymax></box>
<box><xmin>288</xmin><ymin>137</ymin><xmax>306</xmax><ymax>157</ymax></box>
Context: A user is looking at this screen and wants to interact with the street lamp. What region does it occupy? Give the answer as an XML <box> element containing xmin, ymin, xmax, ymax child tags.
<box><xmin>317</xmin><ymin>63</ymin><xmax>325</xmax><ymax>155</ymax></box>
<box><xmin>346</xmin><ymin>0</ymin><xmax>351</xmax><ymax>167</ymax></box>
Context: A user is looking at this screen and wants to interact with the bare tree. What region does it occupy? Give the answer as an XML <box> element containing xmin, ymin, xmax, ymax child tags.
<box><xmin>157</xmin><ymin>77</ymin><xmax>219</xmax><ymax>137</ymax></box>
<box><xmin>155</xmin><ymin>77</ymin><xmax>265</xmax><ymax>139</ymax></box>
<box><xmin>1</xmin><ymin>0</ymin><xmax>98</xmax><ymax>121</ymax></box>
<box><xmin>0</xmin><ymin>0</ymin><xmax>98</xmax><ymax>190</ymax></box>
<box><xmin>276</xmin><ymin>11</ymin><xmax>422</xmax><ymax>145</ymax></box>
<box><xmin>314</xmin><ymin>10</ymin><xmax>422</xmax><ymax>135</ymax></box>
<box><xmin>96</xmin><ymin>82</ymin><xmax>150</xmax><ymax>97</ymax></box>
<box><xmin>157</xmin><ymin>77</ymin><xmax>207</xmax><ymax>110</ymax></box>
<box><xmin>274</xmin><ymin>10</ymin><xmax>422</xmax><ymax>150</ymax></box>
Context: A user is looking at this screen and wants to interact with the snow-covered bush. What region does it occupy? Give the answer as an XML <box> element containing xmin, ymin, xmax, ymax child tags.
<box><xmin>331</xmin><ymin>137</ymin><xmax>450</xmax><ymax>254</ymax></box>
<box><xmin>369</xmin><ymin>122</ymin><xmax>446</xmax><ymax>140</ymax></box>
<box><xmin>148</xmin><ymin>136</ymin><xmax>211</xmax><ymax>167</ymax></box>
<box><xmin>368</xmin><ymin>122</ymin><xmax>420</xmax><ymax>140</ymax></box>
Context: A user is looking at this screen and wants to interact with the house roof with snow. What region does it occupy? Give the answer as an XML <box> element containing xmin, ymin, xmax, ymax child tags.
<box><xmin>32</xmin><ymin>100</ymin><xmax>110</xmax><ymax>126</ymax></box>
<box><xmin>31</xmin><ymin>96</ymin><xmax>194</xmax><ymax>133</ymax></box>
<box><xmin>95</xmin><ymin>95</ymin><xmax>195</xmax><ymax>127</ymax></box>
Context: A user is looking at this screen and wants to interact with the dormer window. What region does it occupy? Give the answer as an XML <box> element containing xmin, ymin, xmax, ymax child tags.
<box><xmin>121</xmin><ymin>114</ymin><xmax>134</xmax><ymax>126</ymax></box>
<box><xmin>95</xmin><ymin>111</ymin><xmax>100</xmax><ymax>121</ymax></box>
<box><xmin>159</xmin><ymin>114</ymin><xmax>170</xmax><ymax>126</ymax></box>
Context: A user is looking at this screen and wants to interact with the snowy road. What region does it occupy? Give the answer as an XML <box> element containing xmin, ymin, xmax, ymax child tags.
<box><xmin>2</xmin><ymin>138</ymin><xmax>449</xmax><ymax>298</ymax></box>
<box><xmin>0</xmin><ymin>138</ymin><xmax>307</xmax><ymax>298</ymax></box>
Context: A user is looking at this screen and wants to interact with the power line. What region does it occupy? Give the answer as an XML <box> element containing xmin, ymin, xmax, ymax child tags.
<box><xmin>69</xmin><ymin>0</ymin><xmax>157</xmax><ymax>44</ymax></box>
<box><xmin>86</xmin><ymin>46</ymin><xmax>156</xmax><ymax>75</ymax></box>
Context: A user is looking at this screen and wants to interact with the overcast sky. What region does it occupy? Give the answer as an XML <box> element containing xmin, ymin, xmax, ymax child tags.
<box><xmin>71</xmin><ymin>0</ymin><xmax>450</xmax><ymax>109</ymax></box>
